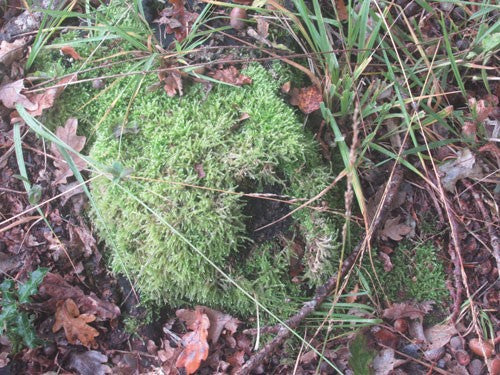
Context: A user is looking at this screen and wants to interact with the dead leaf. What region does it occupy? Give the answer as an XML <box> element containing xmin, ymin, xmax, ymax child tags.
<box><xmin>175</xmin><ymin>308</ymin><xmax>210</xmax><ymax>374</ymax></box>
<box><xmin>50</xmin><ymin>118</ymin><xmax>87</xmax><ymax>185</ymax></box>
<box><xmin>67</xmin><ymin>350</ymin><xmax>111</xmax><ymax>375</ymax></box>
<box><xmin>372</xmin><ymin>327</ymin><xmax>399</xmax><ymax>348</ymax></box>
<box><xmin>372</xmin><ymin>348</ymin><xmax>399</xmax><ymax>375</ymax></box>
<box><xmin>281</xmin><ymin>81</ymin><xmax>291</xmax><ymax>94</ymax></box>
<box><xmin>52</xmin><ymin>299</ymin><xmax>99</xmax><ymax>347</ymax></box>
<box><xmin>68</xmin><ymin>222</ymin><xmax>96</xmax><ymax>258</ymax></box>
<box><xmin>39</xmin><ymin>273</ymin><xmax>120</xmax><ymax>320</ymax></box>
<box><xmin>194</xmin><ymin>163</ymin><xmax>205</xmax><ymax>179</ymax></box>
<box><xmin>209</xmin><ymin>66</ymin><xmax>252</xmax><ymax>86</ymax></box>
<box><xmin>25</xmin><ymin>74</ymin><xmax>77</xmax><ymax>117</ymax></box>
<box><xmin>380</xmin><ymin>216</ymin><xmax>412</xmax><ymax>241</ymax></box>
<box><xmin>256</xmin><ymin>17</ymin><xmax>269</xmax><ymax>38</ymax></box>
<box><xmin>60</xmin><ymin>46</ymin><xmax>83</xmax><ymax>60</ymax></box>
<box><xmin>290</xmin><ymin>85</ymin><xmax>323</xmax><ymax>114</ymax></box>
<box><xmin>438</xmin><ymin>148</ymin><xmax>484</xmax><ymax>192</ymax></box>
<box><xmin>154</xmin><ymin>1</ymin><xmax>198</xmax><ymax>42</ymax></box>
<box><xmin>0</xmin><ymin>79</ymin><xmax>37</xmax><ymax>110</ymax></box>
<box><xmin>227</xmin><ymin>350</ymin><xmax>245</xmax><ymax>372</ymax></box>
<box><xmin>424</xmin><ymin>324</ymin><xmax>458</xmax><ymax>351</ymax></box>
<box><xmin>200</xmin><ymin>306</ymin><xmax>239</xmax><ymax>343</ymax></box>
<box><xmin>0</xmin><ymin>38</ymin><xmax>27</xmax><ymax>67</ymax></box>
<box><xmin>378</xmin><ymin>251</ymin><xmax>393</xmax><ymax>272</ymax></box>
<box><xmin>335</xmin><ymin>0</ymin><xmax>348</xmax><ymax>21</ymax></box>
<box><xmin>158</xmin><ymin>69</ymin><xmax>183</xmax><ymax>97</ymax></box>
<box><xmin>383</xmin><ymin>301</ymin><xmax>434</xmax><ymax>320</ymax></box>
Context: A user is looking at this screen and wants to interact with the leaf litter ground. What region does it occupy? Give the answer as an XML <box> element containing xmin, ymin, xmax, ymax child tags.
<box><xmin>0</xmin><ymin>0</ymin><xmax>499</xmax><ymax>374</ymax></box>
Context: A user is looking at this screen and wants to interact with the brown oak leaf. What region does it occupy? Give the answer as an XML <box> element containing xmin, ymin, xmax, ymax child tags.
<box><xmin>290</xmin><ymin>85</ymin><xmax>323</xmax><ymax>114</ymax></box>
<box><xmin>175</xmin><ymin>308</ymin><xmax>210</xmax><ymax>374</ymax></box>
<box><xmin>26</xmin><ymin>74</ymin><xmax>77</xmax><ymax>117</ymax></box>
<box><xmin>50</xmin><ymin>118</ymin><xmax>87</xmax><ymax>185</ymax></box>
<box><xmin>209</xmin><ymin>66</ymin><xmax>252</xmax><ymax>86</ymax></box>
<box><xmin>52</xmin><ymin>299</ymin><xmax>99</xmax><ymax>347</ymax></box>
<box><xmin>379</xmin><ymin>216</ymin><xmax>412</xmax><ymax>241</ymax></box>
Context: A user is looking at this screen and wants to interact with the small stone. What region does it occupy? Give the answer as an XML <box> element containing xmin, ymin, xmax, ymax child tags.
<box><xmin>401</xmin><ymin>344</ymin><xmax>420</xmax><ymax>358</ymax></box>
<box><xmin>450</xmin><ymin>336</ymin><xmax>464</xmax><ymax>350</ymax></box>
<box><xmin>469</xmin><ymin>338</ymin><xmax>494</xmax><ymax>358</ymax></box>
<box><xmin>468</xmin><ymin>359</ymin><xmax>484</xmax><ymax>375</ymax></box>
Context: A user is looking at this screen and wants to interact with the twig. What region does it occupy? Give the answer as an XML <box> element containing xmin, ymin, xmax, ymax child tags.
<box><xmin>236</xmin><ymin>163</ymin><xmax>404</xmax><ymax>375</ymax></box>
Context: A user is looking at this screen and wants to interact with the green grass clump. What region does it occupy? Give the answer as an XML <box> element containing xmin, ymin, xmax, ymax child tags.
<box><xmin>375</xmin><ymin>241</ymin><xmax>449</xmax><ymax>303</ymax></box>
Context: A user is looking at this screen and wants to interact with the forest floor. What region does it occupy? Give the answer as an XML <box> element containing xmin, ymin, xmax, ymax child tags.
<box><xmin>0</xmin><ymin>0</ymin><xmax>498</xmax><ymax>374</ymax></box>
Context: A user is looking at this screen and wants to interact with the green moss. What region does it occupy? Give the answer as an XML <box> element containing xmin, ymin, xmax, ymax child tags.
<box><xmin>35</xmin><ymin>4</ymin><xmax>346</xmax><ymax>318</ymax></box>
<box><xmin>374</xmin><ymin>241</ymin><xmax>449</xmax><ymax>303</ymax></box>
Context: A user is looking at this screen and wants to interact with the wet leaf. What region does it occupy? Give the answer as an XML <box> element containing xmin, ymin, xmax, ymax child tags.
<box><xmin>209</xmin><ymin>66</ymin><xmax>252</xmax><ymax>86</ymax></box>
<box><xmin>50</xmin><ymin>118</ymin><xmax>87</xmax><ymax>185</ymax></box>
<box><xmin>175</xmin><ymin>308</ymin><xmax>210</xmax><ymax>374</ymax></box>
<box><xmin>380</xmin><ymin>216</ymin><xmax>412</xmax><ymax>241</ymax></box>
<box><xmin>290</xmin><ymin>85</ymin><xmax>323</xmax><ymax>114</ymax></box>
<box><xmin>67</xmin><ymin>350</ymin><xmax>111</xmax><ymax>375</ymax></box>
<box><xmin>60</xmin><ymin>46</ymin><xmax>83</xmax><ymax>60</ymax></box>
<box><xmin>52</xmin><ymin>299</ymin><xmax>99</xmax><ymax>347</ymax></box>
<box><xmin>159</xmin><ymin>70</ymin><xmax>183</xmax><ymax>97</ymax></box>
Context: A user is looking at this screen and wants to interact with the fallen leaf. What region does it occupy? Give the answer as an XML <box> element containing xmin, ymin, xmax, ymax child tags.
<box><xmin>67</xmin><ymin>350</ymin><xmax>111</xmax><ymax>375</ymax></box>
<box><xmin>25</xmin><ymin>74</ymin><xmax>77</xmax><ymax>117</ymax></box>
<box><xmin>256</xmin><ymin>17</ymin><xmax>269</xmax><ymax>38</ymax></box>
<box><xmin>378</xmin><ymin>251</ymin><xmax>393</xmax><ymax>272</ymax></box>
<box><xmin>209</xmin><ymin>66</ymin><xmax>252</xmax><ymax>86</ymax></box>
<box><xmin>60</xmin><ymin>46</ymin><xmax>83</xmax><ymax>60</ymax></box>
<box><xmin>200</xmin><ymin>306</ymin><xmax>239</xmax><ymax>343</ymax></box>
<box><xmin>68</xmin><ymin>222</ymin><xmax>96</xmax><ymax>258</ymax></box>
<box><xmin>382</xmin><ymin>301</ymin><xmax>434</xmax><ymax>320</ymax></box>
<box><xmin>290</xmin><ymin>85</ymin><xmax>323</xmax><ymax>114</ymax></box>
<box><xmin>335</xmin><ymin>0</ymin><xmax>348</xmax><ymax>21</ymax></box>
<box><xmin>372</xmin><ymin>327</ymin><xmax>399</xmax><ymax>348</ymax></box>
<box><xmin>159</xmin><ymin>69</ymin><xmax>183</xmax><ymax>97</ymax></box>
<box><xmin>194</xmin><ymin>163</ymin><xmax>205</xmax><ymax>179</ymax></box>
<box><xmin>424</xmin><ymin>324</ymin><xmax>458</xmax><ymax>351</ymax></box>
<box><xmin>0</xmin><ymin>79</ymin><xmax>37</xmax><ymax>110</ymax></box>
<box><xmin>50</xmin><ymin>118</ymin><xmax>87</xmax><ymax>185</ymax></box>
<box><xmin>380</xmin><ymin>216</ymin><xmax>412</xmax><ymax>241</ymax></box>
<box><xmin>175</xmin><ymin>308</ymin><xmax>210</xmax><ymax>374</ymax></box>
<box><xmin>438</xmin><ymin>148</ymin><xmax>484</xmax><ymax>192</ymax></box>
<box><xmin>372</xmin><ymin>348</ymin><xmax>398</xmax><ymax>375</ymax></box>
<box><xmin>154</xmin><ymin>1</ymin><xmax>198</xmax><ymax>42</ymax></box>
<box><xmin>39</xmin><ymin>273</ymin><xmax>120</xmax><ymax>320</ymax></box>
<box><xmin>0</xmin><ymin>38</ymin><xmax>27</xmax><ymax>67</ymax></box>
<box><xmin>52</xmin><ymin>299</ymin><xmax>99</xmax><ymax>347</ymax></box>
<box><xmin>227</xmin><ymin>350</ymin><xmax>245</xmax><ymax>371</ymax></box>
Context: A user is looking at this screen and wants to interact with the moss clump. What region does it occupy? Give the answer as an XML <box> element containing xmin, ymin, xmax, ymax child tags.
<box><xmin>375</xmin><ymin>241</ymin><xmax>449</xmax><ymax>303</ymax></box>
<box><xmin>35</xmin><ymin>5</ymin><xmax>345</xmax><ymax>318</ymax></box>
